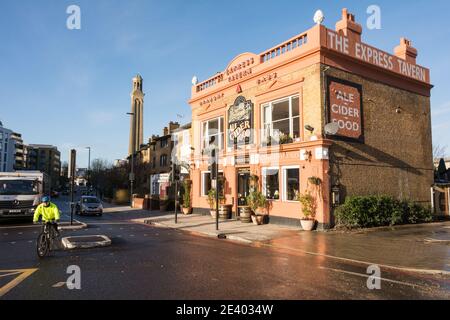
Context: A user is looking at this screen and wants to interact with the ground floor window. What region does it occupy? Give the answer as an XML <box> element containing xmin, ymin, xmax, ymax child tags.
<box><xmin>283</xmin><ymin>166</ymin><xmax>300</xmax><ymax>201</ymax></box>
<box><xmin>262</xmin><ymin>167</ymin><xmax>280</xmax><ymax>200</ymax></box>
<box><xmin>201</xmin><ymin>172</ymin><xmax>211</xmax><ymax>196</ymax></box>
<box><xmin>201</xmin><ymin>171</ymin><xmax>224</xmax><ymax>196</ymax></box>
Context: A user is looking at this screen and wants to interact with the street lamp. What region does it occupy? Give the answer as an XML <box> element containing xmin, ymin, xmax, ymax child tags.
<box><xmin>85</xmin><ymin>146</ymin><xmax>91</xmax><ymax>188</ymax></box>
<box><xmin>126</xmin><ymin>112</ymin><xmax>135</xmax><ymax>208</ymax></box>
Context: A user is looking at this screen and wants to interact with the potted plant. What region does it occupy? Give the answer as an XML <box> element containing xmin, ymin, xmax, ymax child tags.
<box><xmin>207</xmin><ymin>189</ymin><xmax>224</xmax><ymax>218</ymax></box>
<box><xmin>159</xmin><ymin>195</ymin><xmax>169</xmax><ymax>212</ymax></box>
<box><xmin>297</xmin><ymin>192</ymin><xmax>317</xmax><ymax>231</ymax></box>
<box><xmin>249</xmin><ymin>174</ymin><xmax>259</xmax><ymax>191</ymax></box>
<box><xmin>181</xmin><ymin>180</ymin><xmax>192</xmax><ymax>215</ymax></box>
<box><xmin>246</xmin><ymin>191</ymin><xmax>268</xmax><ymax>225</ymax></box>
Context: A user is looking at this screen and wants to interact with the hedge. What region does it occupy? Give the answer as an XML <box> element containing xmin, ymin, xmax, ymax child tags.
<box><xmin>335</xmin><ymin>195</ymin><xmax>432</xmax><ymax>229</ymax></box>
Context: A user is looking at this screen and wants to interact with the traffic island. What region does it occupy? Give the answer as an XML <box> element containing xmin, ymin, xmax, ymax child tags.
<box><xmin>61</xmin><ymin>235</ymin><xmax>111</xmax><ymax>249</ymax></box>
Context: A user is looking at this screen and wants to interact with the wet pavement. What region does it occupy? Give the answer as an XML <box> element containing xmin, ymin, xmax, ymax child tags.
<box><xmin>139</xmin><ymin>211</ymin><xmax>450</xmax><ymax>275</ymax></box>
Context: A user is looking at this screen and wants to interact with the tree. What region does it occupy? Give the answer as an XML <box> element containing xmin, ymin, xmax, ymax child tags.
<box><xmin>433</xmin><ymin>144</ymin><xmax>448</xmax><ymax>160</ymax></box>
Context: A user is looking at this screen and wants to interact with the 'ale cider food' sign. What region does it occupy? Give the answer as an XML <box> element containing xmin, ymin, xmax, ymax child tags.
<box><xmin>328</xmin><ymin>78</ymin><xmax>363</xmax><ymax>142</ymax></box>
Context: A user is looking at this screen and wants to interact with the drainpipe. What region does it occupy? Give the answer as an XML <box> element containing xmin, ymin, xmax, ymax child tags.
<box><xmin>322</xmin><ymin>65</ymin><xmax>332</xmax><ymax>226</ymax></box>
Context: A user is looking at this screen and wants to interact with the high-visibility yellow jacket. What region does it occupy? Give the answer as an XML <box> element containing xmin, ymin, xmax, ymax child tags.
<box><xmin>33</xmin><ymin>202</ymin><xmax>60</xmax><ymax>222</ymax></box>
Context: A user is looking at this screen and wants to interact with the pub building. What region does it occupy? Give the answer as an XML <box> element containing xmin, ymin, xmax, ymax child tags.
<box><xmin>188</xmin><ymin>9</ymin><xmax>433</xmax><ymax>229</ymax></box>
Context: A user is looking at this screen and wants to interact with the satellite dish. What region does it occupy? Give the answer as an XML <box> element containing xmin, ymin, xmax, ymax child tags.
<box><xmin>313</xmin><ymin>10</ymin><xmax>325</xmax><ymax>25</ymax></box>
<box><xmin>324</xmin><ymin>122</ymin><xmax>339</xmax><ymax>135</ymax></box>
<box><xmin>191</xmin><ymin>76</ymin><xmax>198</xmax><ymax>86</ymax></box>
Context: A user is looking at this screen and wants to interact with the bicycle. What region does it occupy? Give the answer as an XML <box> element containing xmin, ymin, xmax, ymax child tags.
<box><xmin>36</xmin><ymin>220</ymin><xmax>60</xmax><ymax>258</ymax></box>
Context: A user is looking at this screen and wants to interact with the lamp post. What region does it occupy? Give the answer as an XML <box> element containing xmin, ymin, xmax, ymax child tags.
<box><xmin>127</xmin><ymin>112</ymin><xmax>135</xmax><ymax>208</ymax></box>
<box><xmin>85</xmin><ymin>146</ymin><xmax>91</xmax><ymax>188</ymax></box>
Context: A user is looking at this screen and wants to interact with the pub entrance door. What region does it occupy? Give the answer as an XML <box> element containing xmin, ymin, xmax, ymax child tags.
<box><xmin>237</xmin><ymin>168</ymin><xmax>251</xmax><ymax>217</ymax></box>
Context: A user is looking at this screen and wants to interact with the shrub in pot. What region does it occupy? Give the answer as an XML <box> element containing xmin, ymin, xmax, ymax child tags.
<box><xmin>207</xmin><ymin>189</ymin><xmax>225</xmax><ymax>218</ymax></box>
<box><xmin>182</xmin><ymin>180</ymin><xmax>192</xmax><ymax>215</ymax></box>
<box><xmin>297</xmin><ymin>192</ymin><xmax>317</xmax><ymax>231</ymax></box>
<box><xmin>246</xmin><ymin>191</ymin><xmax>268</xmax><ymax>225</ymax></box>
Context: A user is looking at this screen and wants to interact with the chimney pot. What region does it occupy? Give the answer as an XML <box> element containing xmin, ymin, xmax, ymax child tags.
<box><xmin>394</xmin><ymin>37</ymin><xmax>417</xmax><ymax>64</ymax></box>
<box><xmin>336</xmin><ymin>8</ymin><xmax>362</xmax><ymax>42</ymax></box>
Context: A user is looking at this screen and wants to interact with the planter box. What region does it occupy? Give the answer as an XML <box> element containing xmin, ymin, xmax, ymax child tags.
<box><xmin>219</xmin><ymin>204</ymin><xmax>232</xmax><ymax>220</ymax></box>
<box><xmin>182</xmin><ymin>207</ymin><xmax>192</xmax><ymax>215</ymax></box>
<box><xmin>132</xmin><ymin>197</ymin><xmax>145</xmax><ymax>209</ymax></box>
<box><xmin>239</xmin><ymin>206</ymin><xmax>252</xmax><ymax>223</ymax></box>
<box><xmin>300</xmin><ymin>219</ymin><xmax>316</xmax><ymax>231</ymax></box>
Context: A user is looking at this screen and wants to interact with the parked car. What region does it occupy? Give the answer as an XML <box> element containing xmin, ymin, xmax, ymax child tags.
<box><xmin>76</xmin><ymin>196</ymin><xmax>103</xmax><ymax>216</ymax></box>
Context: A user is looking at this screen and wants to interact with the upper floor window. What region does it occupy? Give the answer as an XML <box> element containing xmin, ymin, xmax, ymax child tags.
<box><xmin>160</xmin><ymin>155</ymin><xmax>168</xmax><ymax>167</ymax></box>
<box><xmin>262</xmin><ymin>95</ymin><xmax>300</xmax><ymax>146</ymax></box>
<box><xmin>202</xmin><ymin>117</ymin><xmax>224</xmax><ymax>152</ymax></box>
<box><xmin>160</xmin><ymin>139</ymin><xmax>168</xmax><ymax>148</ymax></box>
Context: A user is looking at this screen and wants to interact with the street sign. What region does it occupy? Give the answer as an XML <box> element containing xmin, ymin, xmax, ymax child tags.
<box><xmin>68</xmin><ymin>149</ymin><xmax>76</xmax><ymax>179</ymax></box>
<box><xmin>129</xmin><ymin>173</ymin><xmax>135</xmax><ymax>181</ymax></box>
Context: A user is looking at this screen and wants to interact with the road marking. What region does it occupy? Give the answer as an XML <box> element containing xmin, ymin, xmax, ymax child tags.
<box><xmin>10</xmin><ymin>242</ymin><xmax>16</xmax><ymax>245</ymax></box>
<box><xmin>0</xmin><ymin>225</ymin><xmax>40</xmax><ymax>230</ymax></box>
<box><xmin>318</xmin><ymin>267</ymin><xmax>423</xmax><ymax>288</ymax></box>
<box><xmin>52</xmin><ymin>282</ymin><xmax>66</xmax><ymax>288</ymax></box>
<box><xmin>0</xmin><ymin>269</ymin><xmax>38</xmax><ymax>298</ymax></box>
<box><xmin>262</xmin><ymin>243</ymin><xmax>450</xmax><ymax>276</ymax></box>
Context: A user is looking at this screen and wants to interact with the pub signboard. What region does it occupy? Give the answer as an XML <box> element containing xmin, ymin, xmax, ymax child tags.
<box><xmin>327</xmin><ymin>77</ymin><xmax>364</xmax><ymax>142</ymax></box>
<box><xmin>228</xmin><ymin>96</ymin><xmax>253</xmax><ymax>146</ymax></box>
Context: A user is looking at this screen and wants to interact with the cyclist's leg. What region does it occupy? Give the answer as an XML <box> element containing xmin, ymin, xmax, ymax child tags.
<box><xmin>51</xmin><ymin>223</ymin><xmax>59</xmax><ymax>238</ymax></box>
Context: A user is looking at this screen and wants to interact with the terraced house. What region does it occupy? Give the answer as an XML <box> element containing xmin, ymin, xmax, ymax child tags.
<box><xmin>188</xmin><ymin>8</ymin><xmax>434</xmax><ymax>229</ymax></box>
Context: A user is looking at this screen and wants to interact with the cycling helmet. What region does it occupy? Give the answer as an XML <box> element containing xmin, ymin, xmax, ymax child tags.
<box><xmin>42</xmin><ymin>196</ymin><xmax>50</xmax><ymax>203</ymax></box>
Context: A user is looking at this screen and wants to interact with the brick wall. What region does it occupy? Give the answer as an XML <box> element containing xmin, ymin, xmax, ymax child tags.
<box><xmin>325</xmin><ymin>67</ymin><xmax>433</xmax><ymax>205</ymax></box>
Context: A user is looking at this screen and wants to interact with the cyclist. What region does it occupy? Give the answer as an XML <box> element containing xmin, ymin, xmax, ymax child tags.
<box><xmin>33</xmin><ymin>196</ymin><xmax>61</xmax><ymax>238</ymax></box>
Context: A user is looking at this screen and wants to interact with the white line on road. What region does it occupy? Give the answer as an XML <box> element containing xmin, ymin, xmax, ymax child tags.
<box><xmin>0</xmin><ymin>271</ymin><xmax>22</xmax><ymax>278</ymax></box>
<box><xmin>319</xmin><ymin>266</ymin><xmax>423</xmax><ymax>288</ymax></box>
<box><xmin>52</xmin><ymin>282</ymin><xmax>66</xmax><ymax>288</ymax></box>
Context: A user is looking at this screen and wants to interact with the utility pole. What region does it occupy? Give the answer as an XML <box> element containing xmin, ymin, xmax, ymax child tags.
<box><xmin>209</xmin><ymin>136</ymin><xmax>219</xmax><ymax>231</ymax></box>
<box><xmin>127</xmin><ymin>112</ymin><xmax>135</xmax><ymax>208</ymax></box>
<box><xmin>86</xmin><ymin>146</ymin><xmax>91</xmax><ymax>188</ymax></box>
<box><xmin>172</xmin><ymin>163</ymin><xmax>179</xmax><ymax>224</ymax></box>
<box><xmin>69</xmin><ymin>149</ymin><xmax>76</xmax><ymax>226</ymax></box>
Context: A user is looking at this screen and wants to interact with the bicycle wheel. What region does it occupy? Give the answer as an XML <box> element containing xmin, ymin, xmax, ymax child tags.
<box><xmin>37</xmin><ymin>233</ymin><xmax>49</xmax><ymax>258</ymax></box>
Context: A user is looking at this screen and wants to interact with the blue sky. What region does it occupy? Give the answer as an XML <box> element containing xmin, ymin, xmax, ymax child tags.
<box><xmin>0</xmin><ymin>0</ymin><xmax>449</xmax><ymax>167</ymax></box>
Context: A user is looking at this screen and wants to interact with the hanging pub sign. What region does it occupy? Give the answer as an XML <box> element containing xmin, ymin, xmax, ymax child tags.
<box><xmin>327</xmin><ymin>77</ymin><xmax>364</xmax><ymax>142</ymax></box>
<box><xmin>228</xmin><ymin>96</ymin><xmax>253</xmax><ymax>146</ymax></box>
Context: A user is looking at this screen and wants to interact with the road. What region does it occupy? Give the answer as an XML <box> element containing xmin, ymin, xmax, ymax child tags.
<box><xmin>1</xmin><ymin>196</ymin><xmax>449</xmax><ymax>300</ymax></box>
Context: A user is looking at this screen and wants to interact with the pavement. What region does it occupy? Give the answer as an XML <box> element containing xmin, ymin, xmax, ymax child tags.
<box><xmin>1</xmin><ymin>196</ymin><xmax>450</xmax><ymax>299</ymax></box>
<box><xmin>136</xmin><ymin>211</ymin><xmax>450</xmax><ymax>275</ymax></box>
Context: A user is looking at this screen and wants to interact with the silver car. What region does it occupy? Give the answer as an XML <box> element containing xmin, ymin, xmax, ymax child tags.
<box><xmin>76</xmin><ymin>196</ymin><xmax>103</xmax><ymax>216</ymax></box>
